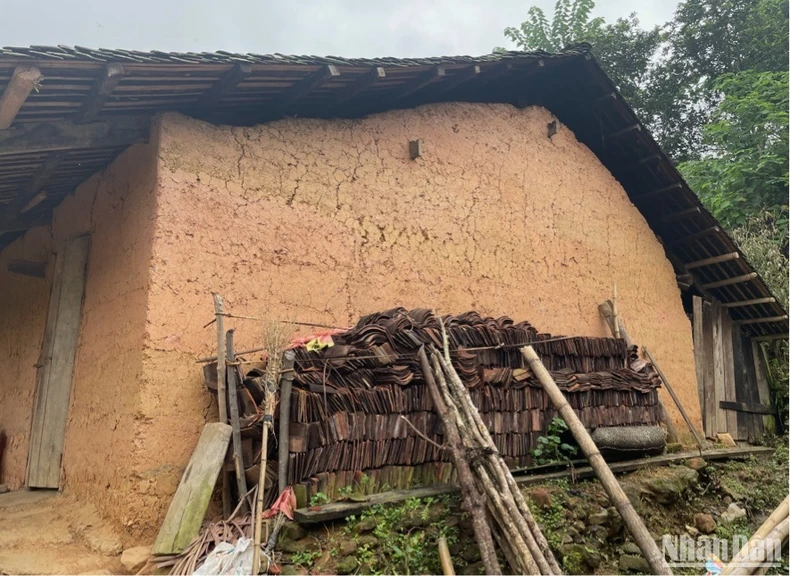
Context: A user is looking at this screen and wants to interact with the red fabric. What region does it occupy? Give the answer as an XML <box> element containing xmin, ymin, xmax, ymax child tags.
<box><xmin>262</xmin><ymin>487</ymin><xmax>297</xmax><ymax>520</ymax></box>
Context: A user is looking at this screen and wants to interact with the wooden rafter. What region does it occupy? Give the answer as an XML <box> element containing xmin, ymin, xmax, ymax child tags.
<box><xmin>197</xmin><ymin>63</ymin><xmax>252</xmax><ymax>108</ymax></box>
<box><xmin>685</xmin><ymin>252</ymin><xmax>740</xmax><ymax>270</ymax></box>
<box><xmin>433</xmin><ymin>65</ymin><xmax>480</xmax><ymax>95</ymax></box>
<box><xmin>0</xmin><ymin>66</ymin><xmax>42</xmax><ymax>129</ymax></box>
<box><xmin>1</xmin><ymin>151</ymin><xmax>65</xmax><ymax>224</ymax></box>
<box><xmin>335</xmin><ymin>67</ymin><xmax>385</xmax><ymax>105</ymax></box>
<box><xmin>735</xmin><ymin>315</ymin><xmax>788</xmax><ymax>326</ymax></box>
<box><xmin>75</xmin><ymin>63</ymin><xmax>125</xmax><ymax>123</ymax></box>
<box><xmin>661</xmin><ymin>206</ymin><xmax>700</xmax><ymax>223</ymax></box>
<box><xmin>636</xmin><ymin>183</ymin><xmax>681</xmax><ymax>201</ymax></box>
<box><xmin>722</xmin><ymin>297</ymin><xmax>776</xmax><ymax>308</ymax></box>
<box><xmin>665</xmin><ymin>226</ymin><xmax>720</xmax><ymax>247</ymax></box>
<box><xmin>389</xmin><ymin>66</ymin><xmax>445</xmax><ymax>102</ymax></box>
<box><xmin>270</xmin><ymin>64</ymin><xmax>339</xmax><ymax>115</ymax></box>
<box><xmin>702</xmin><ymin>272</ymin><xmax>758</xmax><ymax>290</ymax></box>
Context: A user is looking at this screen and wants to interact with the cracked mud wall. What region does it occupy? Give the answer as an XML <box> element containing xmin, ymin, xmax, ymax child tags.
<box><xmin>144</xmin><ymin>103</ymin><xmax>701</xmax><ymax>530</ymax></box>
<box><xmin>0</xmin><ymin>140</ymin><xmax>159</xmax><ymax>532</ymax></box>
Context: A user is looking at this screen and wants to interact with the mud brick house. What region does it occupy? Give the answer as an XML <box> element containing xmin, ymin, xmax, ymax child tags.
<box><xmin>0</xmin><ymin>43</ymin><xmax>786</xmax><ymax>534</ymax></box>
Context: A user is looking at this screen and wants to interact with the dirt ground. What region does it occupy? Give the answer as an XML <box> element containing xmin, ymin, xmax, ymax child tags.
<box><xmin>0</xmin><ymin>490</ymin><xmax>133</xmax><ymax>575</ymax></box>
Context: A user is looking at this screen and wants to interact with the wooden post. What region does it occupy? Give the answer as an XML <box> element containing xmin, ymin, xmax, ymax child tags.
<box><xmin>643</xmin><ymin>348</ymin><xmax>705</xmax><ymax>452</ymax></box>
<box><xmin>278</xmin><ymin>351</ymin><xmax>296</xmax><ymax>493</ymax></box>
<box><xmin>212</xmin><ymin>293</ymin><xmax>231</xmax><ymax>518</ymax></box>
<box><xmin>253</xmin><ymin>350</ymin><xmax>296</xmax><ymax>575</ymax></box>
<box><xmin>226</xmin><ymin>329</ymin><xmax>249</xmax><ymax>513</ymax></box>
<box><xmin>521</xmin><ymin>346</ymin><xmax>673</xmax><ymax>576</ymax></box>
<box><xmin>437</xmin><ymin>537</ymin><xmax>456</xmax><ymax>576</ymax></box>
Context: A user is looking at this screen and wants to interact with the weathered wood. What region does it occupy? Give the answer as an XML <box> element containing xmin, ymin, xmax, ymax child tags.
<box><xmin>0</xmin><ymin>66</ymin><xmax>42</xmax><ymax>129</ymax></box>
<box><xmin>661</xmin><ymin>206</ymin><xmax>700</xmax><ymax>223</ymax></box>
<box><xmin>722</xmin><ymin>297</ymin><xmax>776</xmax><ymax>308</ymax></box>
<box><xmin>521</xmin><ymin>345</ymin><xmax>673</xmax><ymax>576</ymax></box>
<box><xmin>702</xmin><ymin>299</ymin><xmax>718</xmax><ymax>438</ymax></box>
<box><xmin>212</xmin><ymin>293</ymin><xmax>231</xmax><ymax>518</ymax></box>
<box><xmin>294</xmin><ymin>446</ymin><xmax>775</xmax><ymax>524</ymax></box>
<box><xmin>711</xmin><ymin>306</ymin><xmax>729</xmax><ymax>434</ymax></box>
<box><xmin>636</xmin><ymin>183</ymin><xmax>681</xmax><ymax>200</ymax></box>
<box><xmin>752</xmin><ymin>340</ymin><xmax>776</xmax><ymax>432</ymax></box>
<box><xmin>721</xmin><ymin>313</ymin><xmax>739</xmax><ymax>435</ymax></box>
<box><xmin>719</xmin><ymin>401</ymin><xmax>775</xmax><ymax>415</ymax></box>
<box><xmin>152</xmin><ymin>423</ymin><xmax>232</xmax><ymax>555</ymax></box>
<box><xmin>702</xmin><ymin>273</ymin><xmax>758</xmax><ymax>290</ymax></box>
<box><xmin>278</xmin><ymin>351</ymin><xmax>296</xmax><ymax>492</ymax></box>
<box><xmin>686</xmin><ymin>252</ymin><xmax>739</xmax><ymax>270</ymax></box>
<box><xmin>665</xmin><ymin>226</ymin><xmax>720</xmax><ymax>248</ymax></box>
<box><xmin>434</xmin><ymin>65</ymin><xmax>480</xmax><ymax>95</ymax></box>
<box><xmin>20</xmin><ymin>191</ymin><xmax>47</xmax><ymax>214</ymax></box>
<box><xmin>197</xmin><ymin>63</ymin><xmax>252</xmax><ymax>108</ymax></box>
<box><xmin>643</xmin><ymin>347</ymin><xmax>706</xmax><ymax>451</ymax></box>
<box><xmin>27</xmin><ymin>235</ymin><xmax>90</xmax><ymax>489</ymax></box>
<box><xmin>272</xmin><ymin>65</ymin><xmax>339</xmax><ymax>114</ymax></box>
<box><xmin>7</xmin><ymin>258</ymin><xmax>46</xmax><ymax>278</ymax></box>
<box><xmin>0</xmin><ymin>117</ymin><xmax>148</xmax><ymax>156</ymax></box>
<box><xmin>225</xmin><ymin>330</ymin><xmax>249</xmax><ymax>512</ymax></box>
<box><xmin>335</xmin><ymin>67</ymin><xmax>385</xmax><ymax>105</ymax></box>
<box><xmin>735</xmin><ymin>315</ymin><xmax>788</xmax><ymax>325</ymax></box>
<box><xmin>390</xmin><ymin>66</ymin><xmax>445</xmax><ymax>102</ymax></box>
<box><xmin>2</xmin><ymin>151</ymin><xmax>65</xmax><ymax>225</ymax></box>
<box><xmin>76</xmin><ymin>63</ymin><xmax>125</xmax><ymax>123</ymax></box>
<box><xmin>692</xmin><ymin>296</ymin><xmax>710</xmax><ymax>436</ymax></box>
<box><xmin>753</xmin><ymin>333</ymin><xmax>788</xmax><ymax>342</ymax></box>
<box><xmin>606</xmin><ymin>123</ymin><xmax>641</xmax><ymax>138</ymax></box>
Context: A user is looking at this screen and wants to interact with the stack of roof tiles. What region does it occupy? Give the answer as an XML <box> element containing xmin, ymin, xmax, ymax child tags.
<box><xmin>283</xmin><ymin>308</ymin><xmax>663</xmax><ymax>504</ymax></box>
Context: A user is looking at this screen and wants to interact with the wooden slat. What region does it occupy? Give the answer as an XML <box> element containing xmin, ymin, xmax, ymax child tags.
<box><xmin>752</xmin><ymin>340</ymin><xmax>776</xmax><ymax>432</ymax></box>
<box><xmin>196</xmin><ymin>63</ymin><xmax>252</xmax><ymax>108</ymax></box>
<box><xmin>335</xmin><ymin>67</ymin><xmax>385</xmax><ymax>105</ymax></box>
<box><xmin>712</xmin><ymin>302</ymin><xmax>729</xmax><ymax>435</ymax></box>
<box><xmin>1</xmin><ymin>151</ymin><xmax>65</xmax><ymax>224</ymax></box>
<box><xmin>686</xmin><ymin>252</ymin><xmax>739</xmax><ymax>270</ymax></box>
<box><xmin>722</xmin><ymin>297</ymin><xmax>776</xmax><ymax>308</ymax></box>
<box><xmin>436</xmin><ymin>65</ymin><xmax>480</xmax><ymax>95</ymax></box>
<box><xmin>693</xmin><ymin>296</ymin><xmax>712</xmax><ymax>438</ymax></box>
<box><xmin>606</xmin><ymin>123</ymin><xmax>641</xmax><ymax>138</ymax></box>
<box><xmin>27</xmin><ymin>235</ymin><xmax>90</xmax><ymax>488</ymax></box>
<box><xmin>666</xmin><ymin>226</ymin><xmax>720</xmax><ymax>247</ymax></box>
<box><xmin>389</xmin><ymin>66</ymin><xmax>445</xmax><ymax>102</ymax></box>
<box><xmin>75</xmin><ymin>63</ymin><xmax>125</xmax><ymax>123</ymax></box>
<box><xmin>270</xmin><ymin>64</ymin><xmax>339</xmax><ymax>114</ymax></box>
<box><xmin>702</xmin><ymin>273</ymin><xmax>758</xmax><ymax>290</ymax></box>
<box><xmin>719</xmin><ymin>401</ymin><xmax>775</xmax><ymax>416</ymax></box>
<box><xmin>0</xmin><ymin>66</ymin><xmax>42</xmax><ymax>129</ymax></box>
<box><xmin>721</xmin><ymin>311</ymin><xmax>739</xmax><ymax>435</ymax></box>
<box><xmin>152</xmin><ymin>422</ymin><xmax>232</xmax><ymax>554</ymax></box>
<box><xmin>701</xmin><ymin>299</ymin><xmax>717</xmax><ymax>438</ymax></box>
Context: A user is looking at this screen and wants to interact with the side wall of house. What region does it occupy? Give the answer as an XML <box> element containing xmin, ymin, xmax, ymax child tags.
<box><xmin>0</xmin><ymin>141</ymin><xmax>159</xmax><ymax>534</ymax></box>
<box><xmin>135</xmin><ymin>104</ymin><xmax>701</xmax><ymax>532</ymax></box>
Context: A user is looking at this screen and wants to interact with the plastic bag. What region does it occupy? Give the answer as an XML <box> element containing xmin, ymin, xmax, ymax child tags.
<box><xmin>193</xmin><ymin>537</ymin><xmax>253</xmax><ymax>575</ymax></box>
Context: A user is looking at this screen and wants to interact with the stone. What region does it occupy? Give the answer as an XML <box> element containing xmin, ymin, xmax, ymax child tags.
<box><xmin>120</xmin><ymin>546</ymin><xmax>150</xmax><ymax>572</ymax></box>
<box><xmin>337</xmin><ymin>539</ymin><xmax>357</xmax><ymax>557</ymax></box>
<box><xmin>460</xmin><ymin>560</ymin><xmax>486</xmax><ymax>575</ymax></box>
<box><xmin>619</xmin><ymin>554</ymin><xmax>651</xmax><ymax>573</ymax></box>
<box><xmin>279</xmin><ymin>538</ymin><xmax>315</xmax><ymax>554</ymax></box>
<box><xmin>280</xmin><ymin>522</ymin><xmax>307</xmax><ymax>541</ymax></box>
<box><xmin>281</xmin><ymin>565</ymin><xmax>309</xmax><ymax>576</ymax></box>
<box><xmin>620</xmin><ymin>482</ymin><xmax>642</xmax><ymax>508</ymax></box>
<box><xmin>530</xmin><ymin>487</ymin><xmax>552</xmax><ymax>509</ymax></box>
<box><xmin>560</xmin><ymin>543</ymin><xmax>602</xmax><ymax>574</ymax></box>
<box><xmin>620</xmin><ymin>542</ymin><xmax>641</xmax><ymax>555</ymax></box>
<box><xmin>84</xmin><ymin>529</ymin><xmax>123</xmax><ymax>556</ymax></box>
<box><xmin>686</xmin><ymin>457</ymin><xmax>707</xmax><ymax>471</ymax></box>
<box><xmin>642</xmin><ymin>467</ymin><xmax>698</xmax><ymax>504</ymax></box>
<box><xmin>357</xmin><ymin>516</ymin><xmax>377</xmax><ymax>533</ymax></box>
<box><xmin>336</xmin><ymin>556</ymin><xmax>359</xmax><ymax>575</ymax></box>
<box><xmin>357</xmin><ymin>534</ymin><xmax>380</xmax><ymax>549</ymax></box>
<box><xmin>723</xmin><ymin>495</ymin><xmax>733</xmax><ymax>505</ymax></box>
<box><xmin>685</xmin><ymin>525</ymin><xmax>699</xmax><ymax>537</ymax></box>
<box><xmin>665</xmin><ymin>443</ymin><xmax>683</xmax><ymax>454</ymax></box>
<box><xmin>716</xmin><ymin>433</ymin><xmax>737</xmax><ymax>448</ymax></box>
<box><xmin>721</xmin><ymin>503</ymin><xmax>747</xmax><ymax>525</ymax></box>
<box><xmin>607</xmin><ymin>506</ymin><xmax>624</xmax><ymax>537</ymax></box>
<box><xmin>694</xmin><ymin>513</ymin><xmax>717</xmax><ymax>534</ymax></box>
<box><xmin>0</xmin><ymin>484</ymin><xmax>8</xmax><ymax>494</ymax></box>
<box><xmin>588</xmin><ymin>508</ymin><xmax>609</xmax><ymax>525</ymax></box>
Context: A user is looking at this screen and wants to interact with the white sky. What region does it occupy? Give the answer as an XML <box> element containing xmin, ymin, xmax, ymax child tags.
<box><xmin>0</xmin><ymin>1</ymin><xmax>679</xmax><ymax>57</ymax></box>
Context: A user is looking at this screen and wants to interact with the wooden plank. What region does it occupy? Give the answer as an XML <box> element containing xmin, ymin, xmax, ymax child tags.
<box><xmin>225</xmin><ymin>330</ymin><xmax>248</xmax><ymax>512</ymax></box>
<box><xmin>7</xmin><ymin>258</ymin><xmax>46</xmax><ymax>278</ymax></box>
<box><xmin>701</xmin><ymin>299</ymin><xmax>717</xmax><ymax>438</ymax></box>
<box><xmin>739</xmin><ymin>328</ymin><xmax>765</xmax><ymax>439</ymax></box>
<box><xmin>752</xmin><ymin>340</ymin><xmax>776</xmax><ymax>433</ymax></box>
<box><xmin>753</xmin><ymin>333</ymin><xmax>788</xmax><ymax>342</ymax></box>
<box><xmin>686</xmin><ymin>252</ymin><xmax>739</xmax><ymax>270</ymax></box>
<box><xmin>27</xmin><ymin>235</ymin><xmax>90</xmax><ymax>488</ymax></box>
<box><xmin>278</xmin><ymin>353</ymin><xmax>296</xmax><ymax>493</ymax></box>
<box><xmin>720</xmin><ymin>312</ymin><xmax>739</xmax><ymax>436</ymax></box>
<box><xmin>719</xmin><ymin>401</ymin><xmax>775</xmax><ymax>415</ymax></box>
<box><xmin>434</xmin><ymin>65</ymin><xmax>480</xmax><ymax>95</ymax></box>
<box><xmin>152</xmin><ymin>422</ymin><xmax>232</xmax><ymax>555</ymax></box>
<box><xmin>635</xmin><ymin>183</ymin><xmax>681</xmax><ymax>201</ymax></box>
<box><xmin>711</xmin><ymin>302</ymin><xmax>729</xmax><ymax>435</ymax></box>
<box><xmin>606</xmin><ymin>123</ymin><xmax>641</xmax><ymax>138</ymax></box>
<box><xmin>0</xmin><ymin>66</ymin><xmax>42</xmax><ymax>129</ymax></box>
<box><xmin>293</xmin><ymin>446</ymin><xmax>774</xmax><ymax>524</ymax></box>
<box><xmin>692</xmin><ymin>296</ymin><xmax>709</xmax><ymax>436</ymax></box>
<box><xmin>661</xmin><ymin>206</ymin><xmax>700</xmax><ymax>223</ymax></box>
<box><xmin>270</xmin><ymin>65</ymin><xmax>339</xmax><ymax>115</ymax></box>
<box><xmin>75</xmin><ymin>64</ymin><xmax>125</xmax><ymax>123</ymax></box>
<box><xmin>0</xmin><ymin>117</ymin><xmax>148</xmax><ymax>156</ymax></box>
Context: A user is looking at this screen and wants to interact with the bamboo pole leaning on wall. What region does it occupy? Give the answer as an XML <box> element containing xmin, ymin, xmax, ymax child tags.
<box><xmin>521</xmin><ymin>345</ymin><xmax>673</xmax><ymax>576</ymax></box>
<box><xmin>225</xmin><ymin>329</ymin><xmax>249</xmax><ymax>513</ymax></box>
<box><xmin>212</xmin><ymin>292</ymin><xmax>232</xmax><ymax>518</ymax></box>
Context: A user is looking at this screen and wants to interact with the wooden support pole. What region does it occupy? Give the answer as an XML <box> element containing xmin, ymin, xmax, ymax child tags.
<box><xmin>636</xmin><ymin>183</ymin><xmax>682</xmax><ymax>200</ymax></box>
<box><xmin>76</xmin><ymin>63</ymin><xmax>125</xmax><ymax>123</ymax></box>
<box><xmin>521</xmin><ymin>345</ymin><xmax>673</xmax><ymax>576</ymax></box>
<box><xmin>212</xmin><ymin>293</ymin><xmax>231</xmax><ymax>518</ymax></box>
<box><xmin>735</xmin><ymin>315</ymin><xmax>788</xmax><ymax>326</ymax></box>
<box><xmin>594</xmin><ymin>91</ymin><xmax>616</xmax><ymax>105</ymax></box>
<box><xmin>438</xmin><ymin>537</ymin><xmax>456</xmax><ymax>576</ymax></box>
<box><xmin>198</xmin><ymin>63</ymin><xmax>252</xmax><ymax>108</ymax></box>
<box><xmin>723</xmin><ymin>297</ymin><xmax>776</xmax><ymax>308</ymax></box>
<box><xmin>335</xmin><ymin>67</ymin><xmax>385</xmax><ymax>105</ymax></box>
<box><xmin>390</xmin><ymin>66</ymin><xmax>445</xmax><ymax>102</ymax></box>
<box><xmin>278</xmin><ymin>350</ymin><xmax>296</xmax><ymax>493</ymax></box>
<box><xmin>722</xmin><ymin>496</ymin><xmax>789</xmax><ymax>576</ymax></box>
<box><xmin>0</xmin><ymin>66</ymin><xmax>41</xmax><ymax>129</ymax></box>
<box><xmin>661</xmin><ymin>206</ymin><xmax>701</xmax><ymax>223</ymax></box>
<box><xmin>702</xmin><ymin>273</ymin><xmax>758</xmax><ymax>290</ymax></box>
<box><xmin>643</xmin><ymin>347</ymin><xmax>705</xmax><ymax>451</ymax></box>
<box><xmin>665</xmin><ymin>226</ymin><xmax>720</xmax><ymax>247</ymax></box>
<box><xmin>607</xmin><ymin>123</ymin><xmax>641</xmax><ymax>138</ymax></box>
<box><xmin>435</xmin><ymin>65</ymin><xmax>480</xmax><ymax>95</ymax></box>
<box><xmin>686</xmin><ymin>252</ymin><xmax>740</xmax><ymax>269</ymax></box>
<box><xmin>754</xmin><ymin>333</ymin><xmax>788</xmax><ymax>342</ymax></box>
<box><xmin>225</xmin><ymin>329</ymin><xmax>249</xmax><ymax>513</ymax></box>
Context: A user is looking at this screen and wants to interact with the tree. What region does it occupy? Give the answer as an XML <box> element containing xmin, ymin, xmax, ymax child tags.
<box><xmin>503</xmin><ymin>0</ymin><xmax>604</xmax><ymax>52</ymax></box>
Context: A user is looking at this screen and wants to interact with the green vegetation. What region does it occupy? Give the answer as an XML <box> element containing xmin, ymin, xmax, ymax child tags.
<box><xmin>309</xmin><ymin>492</ymin><xmax>331</xmax><ymax>506</ymax></box>
<box><xmin>290</xmin><ymin>549</ymin><xmax>322</xmax><ymax>567</ymax></box>
<box><xmin>532</xmin><ymin>417</ymin><xmax>578</xmax><ymax>465</ymax></box>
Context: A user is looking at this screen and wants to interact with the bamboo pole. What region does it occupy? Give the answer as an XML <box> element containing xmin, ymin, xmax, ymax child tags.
<box><xmin>278</xmin><ymin>359</ymin><xmax>294</xmax><ymax>493</ymax></box>
<box><xmin>521</xmin><ymin>345</ymin><xmax>673</xmax><ymax>575</ymax></box>
<box><xmin>438</xmin><ymin>537</ymin><xmax>456</xmax><ymax>576</ymax></box>
<box><xmin>643</xmin><ymin>347</ymin><xmax>705</xmax><ymax>452</ymax></box>
<box><xmin>225</xmin><ymin>330</ymin><xmax>249</xmax><ymax>513</ymax></box>
<box><xmin>212</xmin><ymin>293</ymin><xmax>232</xmax><ymax>518</ymax></box>
<box><xmin>418</xmin><ymin>347</ymin><xmax>502</xmax><ymax>576</ymax></box>
<box><xmin>722</xmin><ymin>496</ymin><xmax>789</xmax><ymax>575</ymax></box>
<box><xmin>253</xmin><ymin>350</ymin><xmax>295</xmax><ymax>575</ymax></box>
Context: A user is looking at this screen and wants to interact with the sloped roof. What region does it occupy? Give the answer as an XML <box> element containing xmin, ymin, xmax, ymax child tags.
<box><xmin>0</xmin><ymin>43</ymin><xmax>785</xmax><ymax>337</ymax></box>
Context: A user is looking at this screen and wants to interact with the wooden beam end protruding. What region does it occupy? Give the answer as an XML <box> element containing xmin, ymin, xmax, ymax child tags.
<box><xmin>76</xmin><ymin>63</ymin><xmax>125</xmax><ymax>124</ymax></box>
<box><xmin>335</xmin><ymin>66</ymin><xmax>385</xmax><ymax>106</ymax></box>
<box><xmin>701</xmin><ymin>272</ymin><xmax>758</xmax><ymax>290</ymax></box>
<box><xmin>390</xmin><ymin>65</ymin><xmax>446</xmax><ymax>103</ymax></box>
<box><xmin>0</xmin><ymin>66</ymin><xmax>42</xmax><ymax>129</ymax></box>
<box><xmin>197</xmin><ymin>62</ymin><xmax>253</xmax><ymax>109</ymax></box>
<box><xmin>685</xmin><ymin>252</ymin><xmax>740</xmax><ymax>270</ymax></box>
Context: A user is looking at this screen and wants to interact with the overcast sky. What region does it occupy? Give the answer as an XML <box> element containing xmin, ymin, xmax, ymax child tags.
<box><xmin>1</xmin><ymin>1</ymin><xmax>679</xmax><ymax>57</ymax></box>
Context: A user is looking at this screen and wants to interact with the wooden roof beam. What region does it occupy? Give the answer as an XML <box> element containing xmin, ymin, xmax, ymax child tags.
<box><xmin>722</xmin><ymin>297</ymin><xmax>776</xmax><ymax>308</ymax></box>
<box><xmin>701</xmin><ymin>272</ymin><xmax>758</xmax><ymax>290</ymax></box>
<box><xmin>606</xmin><ymin>123</ymin><xmax>641</xmax><ymax>139</ymax></box>
<box><xmin>0</xmin><ymin>117</ymin><xmax>148</xmax><ymax>157</ymax></box>
<box><xmin>1</xmin><ymin>151</ymin><xmax>65</xmax><ymax>225</ymax></box>
<box><xmin>271</xmin><ymin>64</ymin><xmax>339</xmax><ymax>115</ymax></box>
<box><xmin>434</xmin><ymin>65</ymin><xmax>480</xmax><ymax>95</ymax></box>
<box><xmin>753</xmin><ymin>333</ymin><xmax>788</xmax><ymax>342</ymax></box>
<box><xmin>661</xmin><ymin>206</ymin><xmax>700</xmax><ymax>223</ymax></box>
<box><xmin>0</xmin><ymin>66</ymin><xmax>42</xmax><ymax>129</ymax></box>
<box><xmin>636</xmin><ymin>183</ymin><xmax>682</xmax><ymax>201</ymax></box>
<box><xmin>665</xmin><ymin>226</ymin><xmax>720</xmax><ymax>248</ymax></box>
<box><xmin>685</xmin><ymin>252</ymin><xmax>739</xmax><ymax>270</ymax></box>
<box><xmin>390</xmin><ymin>66</ymin><xmax>446</xmax><ymax>102</ymax></box>
<box><xmin>335</xmin><ymin>67</ymin><xmax>385</xmax><ymax>105</ymax></box>
<box><xmin>197</xmin><ymin>63</ymin><xmax>252</xmax><ymax>108</ymax></box>
<box><xmin>75</xmin><ymin>63</ymin><xmax>124</xmax><ymax>124</ymax></box>
<box><xmin>735</xmin><ymin>315</ymin><xmax>788</xmax><ymax>326</ymax></box>
<box><xmin>0</xmin><ymin>212</ymin><xmax>51</xmax><ymax>234</ymax></box>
